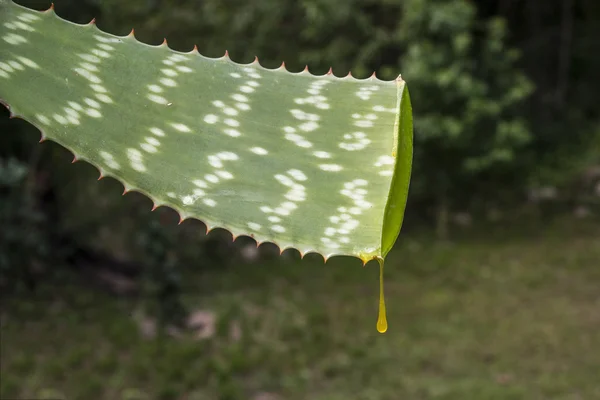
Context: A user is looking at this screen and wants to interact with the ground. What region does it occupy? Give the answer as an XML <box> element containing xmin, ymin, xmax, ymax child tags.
<box><xmin>1</xmin><ymin>217</ymin><xmax>599</xmax><ymax>400</ymax></box>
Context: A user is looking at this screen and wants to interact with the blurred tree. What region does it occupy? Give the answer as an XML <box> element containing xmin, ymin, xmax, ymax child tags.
<box><xmin>506</xmin><ymin>0</ymin><xmax>599</xmax><ymax>192</ymax></box>
<box><xmin>391</xmin><ymin>0</ymin><xmax>533</xmax><ymax>238</ymax></box>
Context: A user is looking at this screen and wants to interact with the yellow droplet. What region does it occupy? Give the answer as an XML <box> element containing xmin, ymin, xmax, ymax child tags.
<box><xmin>376</xmin><ymin>258</ymin><xmax>388</xmax><ymax>333</ymax></box>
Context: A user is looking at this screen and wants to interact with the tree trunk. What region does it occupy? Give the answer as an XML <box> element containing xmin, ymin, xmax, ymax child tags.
<box><xmin>436</xmin><ymin>192</ymin><xmax>449</xmax><ymax>241</ymax></box>
<box><xmin>556</xmin><ymin>0</ymin><xmax>574</xmax><ymax>107</ymax></box>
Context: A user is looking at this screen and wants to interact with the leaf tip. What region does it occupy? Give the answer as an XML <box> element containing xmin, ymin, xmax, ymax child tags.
<box><xmin>224</xmin><ymin>49</ymin><xmax>230</xmax><ymax>59</ymax></box>
<box><xmin>327</xmin><ymin>67</ymin><xmax>333</xmax><ymax>75</ymax></box>
<box><xmin>161</xmin><ymin>37</ymin><xmax>168</xmax><ymax>47</ymax></box>
<box><xmin>88</xmin><ymin>17</ymin><xmax>96</xmax><ymax>25</ymax></box>
<box><xmin>127</xmin><ymin>28</ymin><xmax>135</xmax><ymax>38</ymax></box>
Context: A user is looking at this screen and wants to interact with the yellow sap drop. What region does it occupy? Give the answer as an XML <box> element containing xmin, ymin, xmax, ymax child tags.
<box><xmin>376</xmin><ymin>258</ymin><xmax>388</xmax><ymax>333</ymax></box>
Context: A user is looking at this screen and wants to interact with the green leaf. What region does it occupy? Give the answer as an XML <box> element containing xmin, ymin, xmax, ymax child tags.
<box><xmin>0</xmin><ymin>0</ymin><xmax>412</xmax><ymax>263</ymax></box>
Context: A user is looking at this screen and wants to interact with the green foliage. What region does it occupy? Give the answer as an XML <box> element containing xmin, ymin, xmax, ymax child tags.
<box><xmin>395</xmin><ymin>0</ymin><xmax>533</xmax><ymax>213</ymax></box>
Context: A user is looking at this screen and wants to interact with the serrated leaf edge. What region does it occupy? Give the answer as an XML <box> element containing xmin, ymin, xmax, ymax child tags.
<box><xmin>1</xmin><ymin>0</ymin><xmax>410</xmax><ymax>264</ymax></box>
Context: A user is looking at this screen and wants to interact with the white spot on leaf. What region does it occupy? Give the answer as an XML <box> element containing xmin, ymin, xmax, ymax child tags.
<box><xmin>250</xmin><ymin>147</ymin><xmax>268</xmax><ymax>155</ymax></box>
<box><xmin>319</xmin><ymin>164</ymin><xmax>343</xmax><ymax>172</ymax></box>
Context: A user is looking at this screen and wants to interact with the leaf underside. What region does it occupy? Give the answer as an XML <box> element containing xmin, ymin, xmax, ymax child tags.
<box><xmin>0</xmin><ymin>0</ymin><xmax>413</xmax><ymax>263</ymax></box>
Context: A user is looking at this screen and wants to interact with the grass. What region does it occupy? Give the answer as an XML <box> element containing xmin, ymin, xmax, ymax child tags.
<box><xmin>1</xmin><ymin>217</ymin><xmax>599</xmax><ymax>400</ymax></box>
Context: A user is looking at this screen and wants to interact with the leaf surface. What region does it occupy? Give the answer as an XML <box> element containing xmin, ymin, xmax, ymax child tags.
<box><xmin>0</xmin><ymin>0</ymin><xmax>412</xmax><ymax>262</ymax></box>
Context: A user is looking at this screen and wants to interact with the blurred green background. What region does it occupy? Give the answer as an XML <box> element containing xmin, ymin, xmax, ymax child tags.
<box><xmin>1</xmin><ymin>0</ymin><xmax>599</xmax><ymax>399</ymax></box>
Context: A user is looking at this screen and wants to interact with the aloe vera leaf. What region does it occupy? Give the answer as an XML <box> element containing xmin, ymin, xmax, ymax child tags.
<box><xmin>0</xmin><ymin>0</ymin><xmax>413</xmax><ymax>263</ymax></box>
